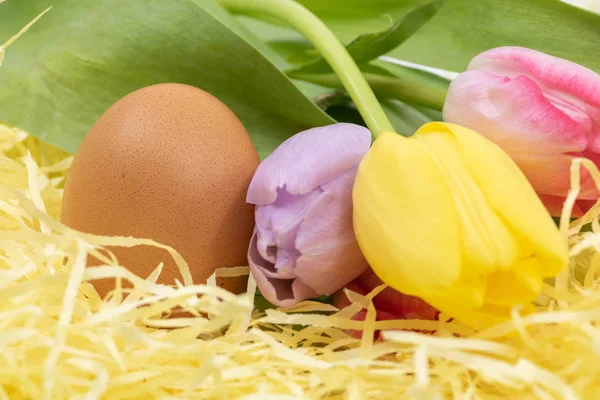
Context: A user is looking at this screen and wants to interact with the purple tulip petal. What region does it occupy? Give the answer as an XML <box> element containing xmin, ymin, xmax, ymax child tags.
<box><xmin>246</xmin><ymin>123</ymin><xmax>372</xmax><ymax>206</ymax></box>
<box><xmin>255</xmin><ymin>188</ymin><xmax>322</xmax><ymax>250</ymax></box>
<box><xmin>248</xmin><ymin>231</ymin><xmax>319</xmax><ymax>307</ymax></box>
<box><xmin>294</xmin><ymin>167</ymin><xmax>369</xmax><ymax>294</ymax></box>
<box><xmin>246</xmin><ymin>123</ymin><xmax>372</xmax><ymax>306</ymax></box>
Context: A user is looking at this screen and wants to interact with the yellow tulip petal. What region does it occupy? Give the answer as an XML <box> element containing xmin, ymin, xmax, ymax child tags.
<box><xmin>415</xmin><ymin>130</ymin><xmax>518</xmax><ymax>274</ymax></box>
<box><xmin>428</xmin><ymin>290</ymin><xmax>536</xmax><ymax>330</ymax></box>
<box><xmin>352</xmin><ymin>131</ymin><xmax>461</xmax><ymax>296</ymax></box>
<box><xmin>424</xmin><ymin>273</ymin><xmax>486</xmax><ymax>310</ymax></box>
<box><xmin>484</xmin><ymin>257</ymin><xmax>543</xmax><ymax>306</ymax></box>
<box><xmin>427</xmin><ymin>299</ymin><xmax>515</xmax><ymax>330</ymax></box>
<box><xmin>421</xmin><ymin>122</ymin><xmax>568</xmax><ymax>276</ymax></box>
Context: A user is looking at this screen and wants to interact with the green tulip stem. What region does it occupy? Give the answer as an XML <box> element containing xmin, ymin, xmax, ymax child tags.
<box><xmin>219</xmin><ymin>0</ymin><xmax>395</xmax><ymax>138</ymax></box>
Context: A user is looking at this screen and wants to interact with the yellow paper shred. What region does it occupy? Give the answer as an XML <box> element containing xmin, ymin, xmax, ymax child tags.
<box><xmin>2</xmin><ymin>124</ymin><xmax>600</xmax><ymax>399</ymax></box>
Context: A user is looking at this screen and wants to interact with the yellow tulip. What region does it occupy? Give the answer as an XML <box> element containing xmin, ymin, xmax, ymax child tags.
<box><xmin>352</xmin><ymin>122</ymin><xmax>568</xmax><ymax>329</ymax></box>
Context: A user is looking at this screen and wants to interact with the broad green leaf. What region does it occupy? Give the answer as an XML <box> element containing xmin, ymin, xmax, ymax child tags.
<box><xmin>293</xmin><ymin>82</ymin><xmax>439</xmax><ymax>137</ymax></box>
<box><xmin>283</xmin><ymin>0</ymin><xmax>600</xmax><ymax>74</ymax></box>
<box><xmin>200</xmin><ymin>0</ymin><xmax>288</xmax><ymax>69</ymax></box>
<box><xmin>292</xmin><ymin>0</ymin><xmax>424</xmax><ymax>43</ymax></box>
<box><xmin>314</xmin><ymin>93</ymin><xmax>438</xmax><ymax>137</ymax></box>
<box><xmin>372</xmin><ymin>59</ymin><xmax>454</xmax><ymax>88</ymax></box>
<box><xmin>0</xmin><ymin>0</ymin><xmax>334</xmax><ymax>159</ymax></box>
<box><xmin>366</xmin><ymin>60</ymin><xmax>450</xmax><ymax>109</ymax></box>
<box><xmin>412</xmin><ymin>105</ymin><xmax>443</xmax><ymax>122</ymax></box>
<box><xmin>232</xmin><ymin>0</ymin><xmax>425</xmax><ymax>67</ymax></box>
<box><xmin>235</xmin><ymin>15</ymin><xmax>304</xmax><ymax>44</ymax></box>
<box><xmin>268</xmin><ymin>40</ymin><xmax>320</xmax><ymax>66</ymax></box>
<box><xmin>290</xmin><ymin>67</ymin><xmax>447</xmax><ymax>111</ymax></box>
<box><xmin>247</xmin><ymin>0</ymin><xmax>600</xmax><ymax>74</ymax></box>
<box><xmin>391</xmin><ymin>0</ymin><xmax>600</xmax><ymax>73</ymax></box>
<box><xmin>382</xmin><ymin>99</ymin><xmax>437</xmax><ymax>137</ymax></box>
<box><xmin>287</xmin><ymin>0</ymin><xmax>444</xmax><ymax>75</ymax></box>
<box><xmin>200</xmin><ymin>2</ymin><xmax>329</xmax><ymax>100</ymax></box>
<box><xmin>0</xmin><ymin>5</ymin><xmax>50</xmax><ymax>67</ymax></box>
<box><xmin>312</xmin><ymin>92</ymin><xmax>370</xmax><ymax>129</ymax></box>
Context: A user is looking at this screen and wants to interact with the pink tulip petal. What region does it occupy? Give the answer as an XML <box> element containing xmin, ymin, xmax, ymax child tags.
<box><xmin>486</xmin><ymin>76</ymin><xmax>590</xmax><ymax>152</ymax></box>
<box><xmin>470</xmin><ymin>46</ymin><xmax>600</xmax><ymax>153</ymax></box>
<box><xmin>444</xmin><ymin>47</ymin><xmax>600</xmax><ymax>214</ymax></box>
<box><xmin>470</xmin><ymin>46</ymin><xmax>600</xmax><ymax>111</ymax></box>
<box><xmin>514</xmin><ymin>152</ymin><xmax>599</xmax><ymax>200</ymax></box>
<box><xmin>444</xmin><ymin>73</ymin><xmax>600</xmax><ymax>201</ymax></box>
<box><xmin>246</xmin><ymin>123</ymin><xmax>372</xmax><ymax>206</ymax></box>
<box><xmin>444</xmin><ymin>71</ymin><xmax>588</xmax><ymax>155</ymax></box>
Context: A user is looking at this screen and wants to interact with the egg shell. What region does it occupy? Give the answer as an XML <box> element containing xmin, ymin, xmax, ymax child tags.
<box><xmin>61</xmin><ymin>83</ymin><xmax>259</xmax><ymax>297</ymax></box>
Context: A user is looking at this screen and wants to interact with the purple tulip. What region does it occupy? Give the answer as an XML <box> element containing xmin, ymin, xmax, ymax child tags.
<box><xmin>246</xmin><ymin>123</ymin><xmax>372</xmax><ymax>307</ymax></box>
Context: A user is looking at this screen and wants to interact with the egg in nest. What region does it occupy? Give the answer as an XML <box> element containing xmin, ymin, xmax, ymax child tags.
<box><xmin>61</xmin><ymin>83</ymin><xmax>259</xmax><ymax>297</ymax></box>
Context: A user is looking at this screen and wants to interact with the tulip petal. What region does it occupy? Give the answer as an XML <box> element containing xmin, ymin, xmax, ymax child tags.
<box><xmin>353</xmin><ymin>131</ymin><xmax>461</xmax><ymax>296</ymax></box>
<box><xmin>255</xmin><ymin>187</ymin><xmax>322</xmax><ymax>251</ymax></box>
<box><xmin>538</xmin><ymin>194</ymin><xmax>596</xmax><ymax>218</ymax></box>
<box><xmin>294</xmin><ymin>166</ymin><xmax>368</xmax><ymax>294</ymax></box>
<box><xmin>444</xmin><ymin>46</ymin><xmax>600</xmax><ymax>213</ymax></box>
<box><xmin>513</xmin><ymin>151</ymin><xmax>600</xmax><ymax>200</ymax></box>
<box><xmin>414</xmin><ymin>131</ymin><xmax>518</xmax><ymax>273</ymax></box>
<box><xmin>248</xmin><ymin>231</ymin><xmax>319</xmax><ymax>307</ymax></box>
<box><xmin>484</xmin><ymin>257</ymin><xmax>542</xmax><ymax>306</ymax></box>
<box><xmin>470</xmin><ymin>47</ymin><xmax>600</xmax><ymax>130</ymax></box>
<box><xmin>444</xmin><ymin>71</ymin><xmax>589</xmax><ymax>155</ymax></box>
<box><xmin>424</xmin><ymin>273</ymin><xmax>486</xmax><ymax>311</ymax></box>
<box><xmin>426</xmin><ymin>296</ymin><xmax>518</xmax><ymax>331</ymax></box>
<box><xmin>352</xmin><ymin>269</ymin><xmax>439</xmax><ymax>320</ymax></box>
<box><xmin>427</xmin><ymin>122</ymin><xmax>567</xmax><ymax>276</ymax></box>
<box><xmin>247</xmin><ymin>123</ymin><xmax>372</xmax><ymax>206</ymax></box>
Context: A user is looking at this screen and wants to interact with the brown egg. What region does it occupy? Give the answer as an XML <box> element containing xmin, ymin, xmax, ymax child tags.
<box><xmin>61</xmin><ymin>83</ymin><xmax>259</xmax><ymax>298</ymax></box>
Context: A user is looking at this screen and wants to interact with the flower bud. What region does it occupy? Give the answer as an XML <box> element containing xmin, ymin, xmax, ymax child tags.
<box><xmin>352</xmin><ymin>122</ymin><xmax>568</xmax><ymax>329</ymax></box>
<box><xmin>333</xmin><ymin>268</ymin><xmax>439</xmax><ymax>340</ymax></box>
<box><xmin>443</xmin><ymin>46</ymin><xmax>600</xmax><ymax>216</ymax></box>
<box><xmin>247</xmin><ymin>123</ymin><xmax>371</xmax><ymax>307</ymax></box>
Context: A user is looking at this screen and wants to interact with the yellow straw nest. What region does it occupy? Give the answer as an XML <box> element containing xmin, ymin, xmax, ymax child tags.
<box><xmin>2</xmin><ymin>123</ymin><xmax>600</xmax><ymax>400</ymax></box>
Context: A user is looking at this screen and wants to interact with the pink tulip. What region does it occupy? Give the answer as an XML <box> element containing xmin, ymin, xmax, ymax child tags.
<box><xmin>443</xmin><ymin>46</ymin><xmax>600</xmax><ymax>216</ymax></box>
<box><xmin>332</xmin><ymin>268</ymin><xmax>439</xmax><ymax>340</ymax></box>
<box><xmin>246</xmin><ymin>123</ymin><xmax>371</xmax><ymax>307</ymax></box>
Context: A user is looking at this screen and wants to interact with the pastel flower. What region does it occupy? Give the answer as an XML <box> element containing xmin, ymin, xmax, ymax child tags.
<box><xmin>352</xmin><ymin>122</ymin><xmax>568</xmax><ymax>330</ymax></box>
<box><xmin>332</xmin><ymin>268</ymin><xmax>439</xmax><ymax>340</ymax></box>
<box><xmin>247</xmin><ymin>123</ymin><xmax>371</xmax><ymax>307</ymax></box>
<box><xmin>443</xmin><ymin>46</ymin><xmax>600</xmax><ymax>216</ymax></box>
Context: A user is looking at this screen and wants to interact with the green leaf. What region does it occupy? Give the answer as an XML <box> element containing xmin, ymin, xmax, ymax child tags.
<box><xmin>371</xmin><ymin>59</ymin><xmax>453</xmax><ymax>89</ymax></box>
<box><xmin>0</xmin><ymin>0</ymin><xmax>333</xmax><ymax>159</ymax></box>
<box><xmin>283</xmin><ymin>0</ymin><xmax>600</xmax><ymax>74</ymax></box>
<box><xmin>232</xmin><ymin>1</ymin><xmax>426</xmax><ymax>68</ymax></box>
<box><xmin>287</xmin><ymin>0</ymin><xmax>445</xmax><ymax>75</ymax></box>
<box><xmin>319</xmin><ymin>93</ymin><xmax>370</xmax><ymax>128</ymax></box>
<box><xmin>290</xmin><ymin>68</ymin><xmax>447</xmax><ymax>111</ymax></box>
<box><xmin>292</xmin><ymin>0</ymin><xmax>424</xmax><ymax>43</ymax></box>
<box><xmin>268</xmin><ymin>40</ymin><xmax>320</xmax><ymax>66</ymax></box>
<box><xmin>254</xmin><ymin>293</ymin><xmax>279</xmax><ymax>312</ymax></box>
<box><xmin>390</xmin><ymin>0</ymin><xmax>600</xmax><ymax>73</ymax></box>
<box><xmin>199</xmin><ymin>3</ymin><xmax>330</xmax><ymax>100</ymax></box>
<box><xmin>381</xmin><ymin>99</ymin><xmax>437</xmax><ymax>137</ymax></box>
